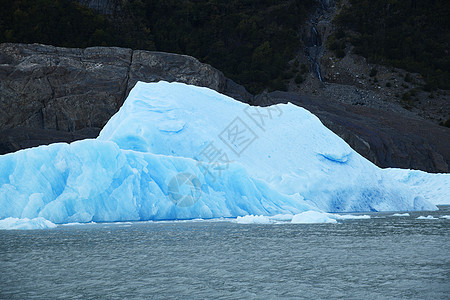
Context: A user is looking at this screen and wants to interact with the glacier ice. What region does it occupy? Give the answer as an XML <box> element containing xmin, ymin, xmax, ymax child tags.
<box><xmin>291</xmin><ymin>211</ymin><xmax>338</xmax><ymax>224</ymax></box>
<box><xmin>332</xmin><ymin>214</ymin><xmax>370</xmax><ymax>220</ymax></box>
<box><xmin>0</xmin><ymin>217</ymin><xmax>56</xmax><ymax>230</ymax></box>
<box><xmin>392</xmin><ymin>213</ymin><xmax>410</xmax><ymax>217</ymax></box>
<box><xmin>236</xmin><ymin>215</ymin><xmax>272</xmax><ymax>224</ymax></box>
<box><xmin>289</xmin><ymin>211</ymin><xmax>370</xmax><ymax>224</ymax></box>
<box><xmin>234</xmin><ymin>212</ymin><xmax>370</xmax><ymax>224</ymax></box>
<box><xmin>416</xmin><ymin>215</ymin><xmax>438</xmax><ymax>220</ymax></box>
<box><xmin>385</xmin><ymin>168</ymin><xmax>450</xmax><ymax>205</ymax></box>
<box><xmin>0</xmin><ymin>81</ymin><xmax>448</xmax><ymax>228</ymax></box>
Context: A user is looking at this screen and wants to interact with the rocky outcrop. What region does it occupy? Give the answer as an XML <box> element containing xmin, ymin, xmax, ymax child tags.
<box><xmin>287</xmin><ymin>0</ymin><xmax>450</xmax><ymax>172</ymax></box>
<box><xmin>0</xmin><ymin>43</ymin><xmax>448</xmax><ymax>172</ymax></box>
<box><xmin>126</xmin><ymin>50</ymin><xmax>252</xmax><ymax>103</ymax></box>
<box><xmin>0</xmin><ymin>43</ymin><xmax>251</xmax><ymax>154</ymax></box>
<box><xmin>0</xmin><ymin>44</ymin><xmax>131</xmax><ymax>132</ymax></box>
<box><xmin>295</xmin><ymin>0</ymin><xmax>449</xmax><ymax>125</ymax></box>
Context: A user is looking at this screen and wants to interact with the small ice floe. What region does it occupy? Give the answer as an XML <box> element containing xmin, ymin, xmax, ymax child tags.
<box><xmin>110</xmin><ymin>221</ymin><xmax>133</xmax><ymax>225</ymax></box>
<box><xmin>291</xmin><ymin>211</ymin><xmax>337</xmax><ymax>224</ymax></box>
<box><xmin>235</xmin><ymin>215</ymin><xmax>271</xmax><ymax>224</ymax></box>
<box><xmin>289</xmin><ymin>211</ymin><xmax>370</xmax><ymax>224</ymax></box>
<box><xmin>234</xmin><ymin>211</ymin><xmax>371</xmax><ymax>224</ymax></box>
<box><xmin>61</xmin><ymin>221</ymin><xmax>97</xmax><ymax>226</ymax></box>
<box><xmin>440</xmin><ymin>215</ymin><xmax>450</xmax><ymax>219</ymax></box>
<box><xmin>0</xmin><ymin>217</ymin><xmax>57</xmax><ymax>230</ymax></box>
<box><xmin>268</xmin><ymin>214</ymin><xmax>294</xmax><ymax>221</ymax></box>
<box><xmin>61</xmin><ymin>222</ymin><xmax>83</xmax><ymax>226</ymax></box>
<box><xmin>417</xmin><ymin>215</ymin><xmax>437</xmax><ymax>220</ymax></box>
<box><xmin>333</xmin><ymin>214</ymin><xmax>371</xmax><ymax>220</ymax></box>
<box><xmin>392</xmin><ymin>213</ymin><xmax>410</xmax><ymax>217</ymax></box>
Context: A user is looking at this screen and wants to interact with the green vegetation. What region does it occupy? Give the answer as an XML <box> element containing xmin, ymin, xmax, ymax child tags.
<box><xmin>0</xmin><ymin>0</ymin><xmax>315</xmax><ymax>94</ymax></box>
<box><xmin>0</xmin><ymin>0</ymin><xmax>154</xmax><ymax>48</ymax></box>
<box><xmin>300</xmin><ymin>63</ymin><xmax>308</xmax><ymax>74</ymax></box>
<box><xmin>404</xmin><ymin>73</ymin><xmax>413</xmax><ymax>83</ymax></box>
<box><xmin>326</xmin><ymin>33</ymin><xmax>346</xmax><ymax>58</ymax></box>
<box><xmin>3</xmin><ymin>0</ymin><xmax>447</xmax><ymax>93</ymax></box>
<box><xmin>440</xmin><ymin>118</ymin><xmax>450</xmax><ymax>128</ymax></box>
<box><xmin>333</xmin><ymin>0</ymin><xmax>450</xmax><ymax>90</ymax></box>
<box><xmin>294</xmin><ymin>73</ymin><xmax>304</xmax><ymax>84</ymax></box>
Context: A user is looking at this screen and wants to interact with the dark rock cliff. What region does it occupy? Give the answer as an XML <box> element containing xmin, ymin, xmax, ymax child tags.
<box><xmin>0</xmin><ymin>43</ymin><xmax>250</xmax><ymax>153</ymax></box>
<box><xmin>0</xmin><ymin>43</ymin><xmax>448</xmax><ymax>173</ymax></box>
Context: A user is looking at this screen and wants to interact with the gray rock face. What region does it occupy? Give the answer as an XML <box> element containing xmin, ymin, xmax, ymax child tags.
<box><xmin>0</xmin><ymin>43</ymin><xmax>448</xmax><ymax>173</ymax></box>
<box><xmin>0</xmin><ymin>43</ymin><xmax>251</xmax><ymax>154</ymax></box>
<box><xmin>127</xmin><ymin>50</ymin><xmax>252</xmax><ymax>103</ymax></box>
<box><xmin>0</xmin><ymin>44</ymin><xmax>131</xmax><ymax>133</ymax></box>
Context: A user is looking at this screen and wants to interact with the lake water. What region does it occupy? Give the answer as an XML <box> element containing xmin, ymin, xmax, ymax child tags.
<box><xmin>1</xmin><ymin>207</ymin><xmax>449</xmax><ymax>299</ymax></box>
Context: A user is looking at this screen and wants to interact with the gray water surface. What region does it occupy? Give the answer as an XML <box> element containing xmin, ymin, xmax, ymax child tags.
<box><xmin>1</xmin><ymin>207</ymin><xmax>449</xmax><ymax>299</ymax></box>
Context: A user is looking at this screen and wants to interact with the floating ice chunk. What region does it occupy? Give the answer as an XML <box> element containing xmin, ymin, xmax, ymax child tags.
<box><xmin>392</xmin><ymin>213</ymin><xmax>410</xmax><ymax>217</ymax></box>
<box><xmin>385</xmin><ymin>168</ymin><xmax>450</xmax><ymax>205</ymax></box>
<box><xmin>440</xmin><ymin>215</ymin><xmax>450</xmax><ymax>219</ymax></box>
<box><xmin>61</xmin><ymin>222</ymin><xmax>84</xmax><ymax>226</ymax></box>
<box><xmin>0</xmin><ymin>217</ymin><xmax>56</xmax><ymax>230</ymax></box>
<box><xmin>269</xmin><ymin>214</ymin><xmax>294</xmax><ymax>221</ymax></box>
<box><xmin>233</xmin><ymin>213</ymin><xmax>370</xmax><ymax>224</ymax></box>
<box><xmin>291</xmin><ymin>211</ymin><xmax>338</xmax><ymax>224</ymax></box>
<box><xmin>0</xmin><ymin>81</ymin><xmax>447</xmax><ymax>227</ymax></box>
<box><xmin>98</xmin><ymin>82</ymin><xmax>441</xmax><ymax>213</ymax></box>
<box><xmin>61</xmin><ymin>221</ymin><xmax>97</xmax><ymax>226</ymax></box>
<box><xmin>331</xmin><ymin>214</ymin><xmax>371</xmax><ymax>220</ymax></box>
<box><xmin>236</xmin><ymin>215</ymin><xmax>271</xmax><ymax>224</ymax></box>
<box><xmin>417</xmin><ymin>215</ymin><xmax>437</xmax><ymax>220</ymax></box>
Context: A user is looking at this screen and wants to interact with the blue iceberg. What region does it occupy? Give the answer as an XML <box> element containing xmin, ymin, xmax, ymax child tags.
<box><xmin>0</xmin><ymin>81</ymin><xmax>448</xmax><ymax>227</ymax></box>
